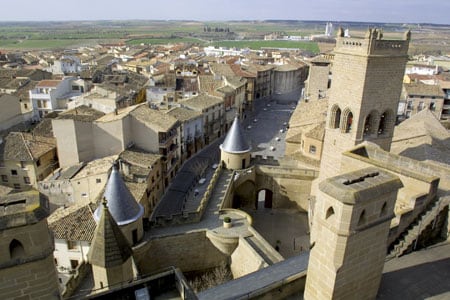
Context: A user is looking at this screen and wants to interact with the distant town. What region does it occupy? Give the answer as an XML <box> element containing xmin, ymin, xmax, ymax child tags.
<box><xmin>0</xmin><ymin>20</ymin><xmax>449</xmax><ymax>300</ymax></box>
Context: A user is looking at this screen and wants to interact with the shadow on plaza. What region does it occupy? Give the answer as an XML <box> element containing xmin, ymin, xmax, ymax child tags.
<box><xmin>377</xmin><ymin>257</ymin><xmax>450</xmax><ymax>299</ymax></box>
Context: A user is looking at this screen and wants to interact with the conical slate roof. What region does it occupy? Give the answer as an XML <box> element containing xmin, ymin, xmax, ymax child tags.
<box><xmin>220</xmin><ymin>116</ymin><xmax>251</xmax><ymax>153</ymax></box>
<box><xmin>89</xmin><ymin>200</ymin><xmax>133</xmax><ymax>268</ymax></box>
<box><xmin>94</xmin><ymin>163</ymin><xmax>144</xmax><ymax>226</ymax></box>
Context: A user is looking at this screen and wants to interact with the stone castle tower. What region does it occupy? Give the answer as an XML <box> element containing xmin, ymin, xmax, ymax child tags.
<box><xmin>0</xmin><ymin>190</ymin><xmax>60</xmax><ymax>299</ymax></box>
<box><xmin>88</xmin><ymin>199</ymin><xmax>135</xmax><ymax>291</ymax></box>
<box><xmin>93</xmin><ymin>162</ymin><xmax>144</xmax><ymax>246</ymax></box>
<box><xmin>319</xmin><ymin>28</ymin><xmax>410</xmax><ymax>180</ymax></box>
<box><xmin>304</xmin><ymin>168</ymin><xmax>402</xmax><ymax>300</ymax></box>
<box><xmin>220</xmin><ymin>116</ymin><xmax>251</xmax><ymax>170</ymax></box>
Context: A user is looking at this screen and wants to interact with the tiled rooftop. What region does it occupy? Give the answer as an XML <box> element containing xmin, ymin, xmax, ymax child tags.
<box><xmin>130</xmin><ymin>104</ymin><xmax>179</xmax><ymax>132</ymax></box>
<box><xmin>180</xmin><ymin>93</ymin><xmax>223</xmax><ymax>111</ymax></box>
<box><xmin>166</xmin><ymin>107</ymin><xmax>202</xmax><ymax>122</ymax></box>
<box><xmin>48</xmin><ymin>203</ymin><xmax>97</xmax><ymax>242</ymax></box>
<box><xmin>0</xmin><ymin>132</ymin><xmax>56</xmax><ymax>161</ymax></box>
<box><xmin>403</xmin><ymin>82</ymin><xmax>445</xmax><ymax>97</ymax></box>
<box><xmin>36</xmin><ymin>80</ymin><xmax>61</xmax><ymax>87</ymax></box>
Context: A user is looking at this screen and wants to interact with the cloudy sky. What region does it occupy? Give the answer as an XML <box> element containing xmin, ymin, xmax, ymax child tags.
<box><xmin>1</xmin><ymin>0</ymin><xmax>447</xmax><ymax>24</ymax></box>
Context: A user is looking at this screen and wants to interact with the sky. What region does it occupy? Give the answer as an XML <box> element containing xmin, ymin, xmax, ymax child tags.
<box><xmin>1</xmin><ymin>0</ymin><xmax>448</xmax><ymax>25</ymax></box>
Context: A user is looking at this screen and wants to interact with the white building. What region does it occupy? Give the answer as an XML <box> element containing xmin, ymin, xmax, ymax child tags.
<box><xmin>29</xmin><ymin>77</ymin><xmax>87</xmax><ymax>118</ymax></box>
<box><xmin>48</xmin><ymin>204</ymin><xmax>96</xmax><ymax>288</ymax></box>
<box><xmin>405</xmin><ymin>63</ymin><xmax>440</xmax><ymax>75</ymax></box>
<box><xmin>203</xmin><ymin>46</ymin><xmax>250</xmax><ymax>57</ymax></box>
<box><xmin>46</xmin><ymin>56</ymin><xmax>83</xmax><ymax>75</ymax></box>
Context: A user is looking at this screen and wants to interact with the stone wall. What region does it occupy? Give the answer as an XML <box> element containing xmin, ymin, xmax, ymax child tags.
<box><xmin>230</xmin><ymin>237</ymin><xmax>268</xmax><ymax>279</ymax></box>
<box><xmin>0</xmin><ymin>255</ymin><xmax>60</xmax><ymax>300</ymax></box>
<box><xmin>133</xmin><ymin>231</ymin><xmax>228</xmax><ymax>275</ymax></box>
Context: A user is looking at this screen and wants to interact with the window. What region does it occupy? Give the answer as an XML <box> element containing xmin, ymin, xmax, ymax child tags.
<box><xmin>378</xmin><ymin>111</ymin><xmax>392</xmax><ymax>135</ymax></box>
<box><xmin>342</xmin><ymin>109</ymin><xmax>353</xmax><ymax>133</ymax></box>
<box><xmin>309</xmin><ymin>145</ymin><xmax>317</xmax><ymax>154</ymax></box>
<box><xmin>24</xmin><ymin>103</ymin><xmax>28</xmax><ymax>109</ymax></box>
<box><xmin>13</xmin><ymin>184</ymin><xmax>20</xmax><ymax>190</ymax></box>
<box><xmin>406</xmin><ymin>100</ymin><xmax>413</xmax><ymax>110</ymax></box>
<box><xmin>380</xmin><ymin>202</ymin><xmax>388</xmax><ymax>217</ymax></box>
<box><xmin>23</xmin><ymin>177</ymin><xmax>30</xmax><ymax>184</ymax></box>
<box><xmin>96</xmin><ymin>178</ymin><xmax>101</xmax><ymax>183</ymax></box>
<box><xmin>67</xmin><ymin>241</ymin><xmax>77</xmax><ymax>250</ymax></box>
<box><xmin>358</xmin><ymin>210</ymin><xmax>366</xmax><ymax>226</ymax></box>
<box><xmin>20</xmin><ymin>161</ymin><xmax>26</xmax><ymax>169</ymax></box>
<box><xmin>70</xmin><ymin>260</ymin><xmax>79</xmax><ymax>269</ymax></box>
<box><xmin>326</xmin><ymin>206</ymin><xmax>335</xmax><ymax>220</ymax></box>
<box><xmin>364</xmin><ymin>114</ymin><xmax>372</xmax><ymax>136</ymax></box>
<box><xmin>329</xmin><ymin>105</ymin><xmax>341</xmax><ymax>129</ymax></box>
<box><xmin>81</xmin><ymin>193</ymin><xmax>87</xmax><ymax>197</ymax></box>
<box><xmin>418</xmin><ymin>102</ymin><xmax>424</xmax><ymax>111</ymax></box>
<box><xmin>9</xmin><ymin>239</ymin><xmax>25</xmax><ymax>259</ymax></box>
<box><xmin>36</xmin><ymin>159</ymin><xmax>41</xmax><ymax>167</ymax></box>
<box><xmin>1</xmin><ymin>175</ymin><xmax>7</xmax><ymax>182</ymax></box>
<box><xmin>430</xmin><ymin>102</ymin><xmax>436</xmax><ymax>111</ymax></box>
<box><xmin>11</xmin><ymin>169</ymin><xmax>18</xmax><ymax>176</ymax></box>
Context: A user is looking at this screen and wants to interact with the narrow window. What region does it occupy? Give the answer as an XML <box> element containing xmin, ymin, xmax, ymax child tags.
<box><xmin>358</xmin><ymin>210</ymin><xmax>366</xmax><ymax>226</ymax></box>
<box><xmin>326</xmin><ymin>206</ymin><xmax>335</xmax><ymax>220</ymax></box>
<box><xmin>9</xmin><ymin>239</ymin><xmax>25</xmax><ymax>259</ymax></box>
<box><xmin>380</xmin><ymin>202</ymin><xmax>388</xmax><ymax>217</ymax></box>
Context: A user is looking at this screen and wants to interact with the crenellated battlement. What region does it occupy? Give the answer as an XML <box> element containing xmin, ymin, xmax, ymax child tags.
<box><xmin>335</xmin><ymin>27</ymin><xmax>410</xmax><ymax>56</ymax></box>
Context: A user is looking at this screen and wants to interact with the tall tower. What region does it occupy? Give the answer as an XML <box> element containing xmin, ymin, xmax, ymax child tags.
<box><xmin>220</xmin><ymin>116</ymin><xmax>251</xmax><ymax>170</ymax></box>
<box><xmin>0</xmin><ymin>190</ymin><xmax>60</xmax><ymax>300</ymax></box>
<box><xmin>89</xmin><ymin>199</ymin><xmax>135</xmax><ymax>291</ymax></box>
<box><xmin>319</xmin><ymin>28</ymin><xmax>410</xmax><ymax>180</ymax></box>
<box><xmin>304</xmin><ymin>168</ymin><xmax>402</xmax><ymax>300</ymax></box>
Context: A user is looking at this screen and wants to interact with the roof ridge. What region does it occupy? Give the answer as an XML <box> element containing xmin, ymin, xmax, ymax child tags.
<box><xmin>21</xmin><ymin>132</ymin><xmax>34</xmax><ymax>161</ymax></box>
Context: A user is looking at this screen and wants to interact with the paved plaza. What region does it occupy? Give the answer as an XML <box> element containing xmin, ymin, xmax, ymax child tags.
<box><xmin>244</xmin><ymin>97</ymin><xmax>298</xmax><ymax>159</ymax></box>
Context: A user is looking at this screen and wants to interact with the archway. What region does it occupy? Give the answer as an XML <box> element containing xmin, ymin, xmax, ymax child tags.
<box><xmin>233</xmin><ymin>180</ymin><xmax>256</xmax><ymax>209</ymax></box>
<box><xmin>256</xmin><ymin>189</ymin><xmax>273</xmax><ymax>209</ymax></box>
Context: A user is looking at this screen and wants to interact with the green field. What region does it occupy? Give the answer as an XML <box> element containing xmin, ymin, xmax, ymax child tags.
<box><xmin>0</xmin><ymin>39</ymin><xmax>102</xmax><ymax>49</ymax></box>
<box><xmin>127</xmin><ymin>37</ymin><xmax>204</xmax><ymax>46</ymax></box>
<box><xmin>212</xmin><ymin>40</ymin><xmax>319</xmax><ymax>52</ymax></box>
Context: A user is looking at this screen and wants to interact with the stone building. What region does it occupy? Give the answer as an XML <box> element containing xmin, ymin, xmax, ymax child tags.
<box><xmin>0</xmin><ymin>189</ymin><xmax>60</xmax><ymax>299</ymax></box>
<box><xmin>305</xmin><ymin>168</ymin><xmax>402</xmax><ymax>299</ymax></box>
<box><xmin>318</xmin><ymin>28</ymin><xmax>410</xmax><ymax>181</ymax></box>
<box><xmin>304</xmin><ymin>54</ymin><xmax>333</xmax><ymax>101</ymax></box>
<box><xmin>220</xmin><ymin>116</ymin><xmax>251</xmax><ymax>170</ymax></box>
<box><xmin>0</xmin><ymin>132</ymin><xmax>58</xmax><ymax>191</ymax></box>
<box><xmin>400</xmin><ymin>82</ymin><xmax>445</xmax><ymax>120</ymax></box>
<box><xmin>89</xmin><ymin>199</ymin><xmax>136</xmax><ymax>292</ymax></box>
<box><xmin>180</xmin><ymin>94</ymin><xmax>225</xmax><ymax>145</ymax></box>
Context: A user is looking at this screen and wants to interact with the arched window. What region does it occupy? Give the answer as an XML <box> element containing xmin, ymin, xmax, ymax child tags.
<box><xmin>329</xmin><ymin>105</ymin><xmax>341</xmax><ymax>129</ymax></box>
<box><xmin>9</xmin><ymin>239</ymin><xmax>25</xmax><ymax>259</ymax></box>
<box><xmin>378</xmin><ymin>110</ymin><xmax>394</xmax><ymax>135</ymax></box>
<box><xmin>326</xmin><ymin>206</ymin><xmax>335</xmax><ymax>220</ymax></box>
<box><xmin>358</xmin><ymin>210</ymin><xmax>366</xmax><ymax>226</ymax></box>
<box><xmin>341</xmin><ymin>108</ymin><xmax>353</xmax><ymax>133</ymax></box>
<box><xmin>363</xmin><ymin>114</ymin><xmax>371</xmax><ymax>136</ymax></box>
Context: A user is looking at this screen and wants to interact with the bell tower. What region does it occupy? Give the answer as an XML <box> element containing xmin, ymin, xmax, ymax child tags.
<box><xmin>319</xmin><ymin>28</ymin><xmax>410</xmax><ymax>180</ymax></box>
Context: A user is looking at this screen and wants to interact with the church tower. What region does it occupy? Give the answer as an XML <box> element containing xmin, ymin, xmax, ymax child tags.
<box><xmin>220</xmin><ymin>116</ymin><xmax>251</xmax><ymax>170</ymax></box>
<box><xmin>304</xmin><ymin>168</ymin><xmax>402</xmax><ymax>300</ymax></box>
<box><xmin>0</xmin><ymin>190</ymin><xmax>60</xmax><ymax>299</ymax></box>
<box><xmin>94</xmin><ymin>162</ymin><xmax>144</xmax><ymax>246</ymax></box>
<box><xmin>319</xmin><ymin>28</ymin><xmax>410</xmax><ymax>180</ymax></box>
<box><xmin>89</xmin><ymin>199</ymin><xmax>135</xmax><ymax>291</ymax></box>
